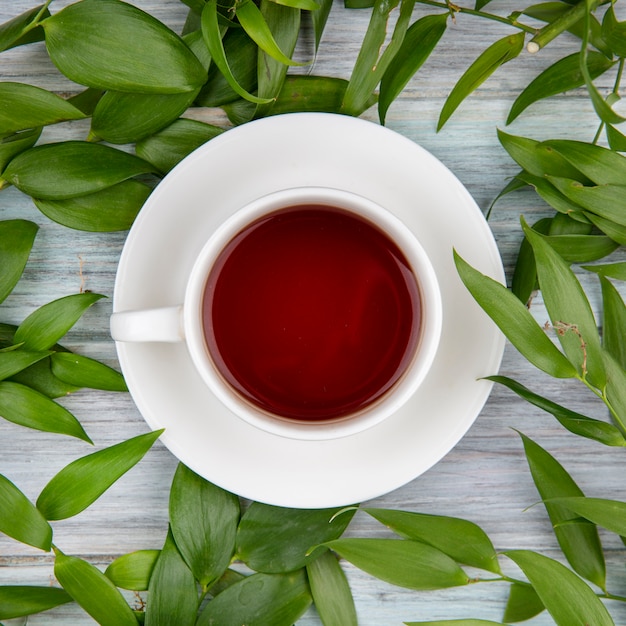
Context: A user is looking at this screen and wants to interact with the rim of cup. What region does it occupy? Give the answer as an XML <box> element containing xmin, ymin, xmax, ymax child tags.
<box><xmin>184</xmin><ymin>186</ymin><xmax>443</xmax><ymax>441</ymax></box>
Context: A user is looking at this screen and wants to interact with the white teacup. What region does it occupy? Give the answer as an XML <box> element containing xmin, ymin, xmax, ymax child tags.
<box><xmin>110</xmin><ymin>187</ymin><xmax>442</xmax><ymax>440</ymax></box>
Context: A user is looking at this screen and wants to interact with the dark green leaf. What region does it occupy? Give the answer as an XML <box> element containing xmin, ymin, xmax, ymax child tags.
<box><xmin>135</xmin><ymin>118</ymin><xmax>223</xmax><ymax>173</ymax></box>
<box><xmin>105</xmin><ymin>550</ymin><xmax>160</xmax><ymax>591</ymax></box>
<box><xmin>0</xmin><ymin>128</ymin><xmax>41</xmax><ymax>174</ymax></box>
<box><xmin>363</xmin><ymin>508</ymin><xmax>500</xmax><ymax>573</ymax></box>
<box><xmin>539</xmin><ymin>233</ymin><xmax>618</xmax><ymax>264</ymax></box>
<box><xmin>503</xmin><ymin>582</ymin><xmax>545</xmax><ymax>622</ymax></box>
<box><xmin>36</xmin><ymin>429</ymin><xmax>163</xmax><ymax>520</ymax></box>
<box><xmin>50</xmin><ymin>352</ymin><xmax>127</xmax><ymax>392</ymax></box>
<box><xmin>201</xmin><ymin>0</ymin><xmax>273</xmax><ymax>104</ymax></box>
<box><xmin>325</xmin><ymin>538</ymin><xmax>469</xmax><ymax>590</ymax></box>
<box><xmin>14</xmin><ymin>292</ymin><xmax>105</xmax><ymax>352</ymax></box>
<box><xmin>196</xmin><ymin>570</ymin><xmax>312</xmax><ymax>626</ymax></box>
<box><xmin>0</xmin><ymin>82</ymin><xmax>85</xmax><ymax>136</ymax></box>
<box><xmin>90</xmin><ymin>89</ymin><xmax>199</xmax><ymax>144</ymax></box>
<box><xmin>602</xmin><ymin>5</ymin><xmax>626</xmax><ymax>58</ymax></box>
<box><xmin>33</xmin><ymin>180</ymin><xmax>151</xmax><ymax>232</ymax></box>
<box><xmin>169</xmin><ymin>463</ymin><xmax>240</xmax><ymax>588</ymax></box>
<box><xmin>0</xmin><ymin>350</ymin><xmax>50</xmax><ymax>381</ymax></box>
<box><xmin>583</xmin><ymin>261</ymin><xmax>626</xmax><ymax>281</ymax></box>
<box><xmin>519</xmin><ymin>433</ymin><xmax>606</xmax><ymax>590</ymax></box>
<box><xmin>507</xmin><ymin>52</ymin><xmax>613</xmax><ymax>124</ymax></box>
<box><xmin>312</xmin><ymin>0</ymin><xmax>333</xmax><ymax>49</ymax></box>
<box><xmin>0</xmin><ymin>381</ymin><xmax>92</xmax><ymax>442</ymax></box>
<box><xmin>54</xmin><ymin>549</ymin><xmax>137</xmax><ymax>626</ymax></box>
<box><xmin>0</xmin><ymin>219</ymin><xmax>38</xmax><ymax>305</ymax></box>
<box><xmin>438</xmin><ymin>32</ymin><xmax>524</xmax><ymax>130</ymax></box>
<box><xmin>584</xmin><ymin>211</ymin><xmax>626</xmax><ymax>246</ymax></box>
<box><xmin>378</xmin><ymin>13</ymin><xmax>447</xmax><ymax>124</ymax></box>
<box><xmin>306</xmin><ymin>550</ymin><xmax>357</xmax><ymax>626</ymax></box>
<box><xmin>489</xmin><ymin>376</ymin><xmax>626</xmax><ymax>446</ymax></box>
<box><xmin>2</xmin><ymin>141</ymin><xmax>156</xmax><ymax>200</ymax></box>
<box><xmin>522</xmin><ymin>218</ymin><xmax>605</xmax><ymax>389</ymax></box>
<box><xmin>9</xmin><ymin>354</ymin><xmax>79</xmax><ymax>398</ymax></box>
<box><xmin>454</xmin><ymin>251</ymin><xmax>577</xmax><ymax>379</ymax></box>
<box><xmin>206</xmin><ymin>568</ymin><xmax>246</xmax><ymax>597</ymax></box>
<box><xmin>342</xmin><ymin>0</ymin><xmax>416</xmax><ymax>116</ymax></box>
<box><xmin>550</xmin><ymin>497</ymin><xmax>626</xmax><ymax>536</ymax></box>
<box><xmin>606</xmin><ymin>124</ymin><xmax>626</xmax><ymax>151</ymax></box>
<box><xmin>42</xmin><ymin>0</ymin><xmax>206</xmax><ymax>94</ymax></box>
<box><xmin>0</xmin><ymin>473</ymin><xmax>52</xmax><ymax>551</ymax></box>
<box><xmin>67</xmin><ymin>88</ymin><xmax>105</xmax><ymax>116</ymax></box>
<box><xmin>0</xmin><ymin>586</ymin><xmax>71</xmax><ymax>620</ymax></box>
<box><xmin>600</xmin><ymin>276</ymin><xmax>626</xmax><ymax>370</ymax></box>
<box><xmin>511</xmin><ymin>217</ymin><xmax>551</xmax><ymax>304</ymax></box>
<box><xmin>505</xmin><ymin>550</ymin><xmax>613</xmax><ymax>625</ymax></box>
<box><xmin>0</xmin><ymin>5</ymin><xmax>49</xmax><ymax>52</ymax></box>
<box><xmin>515</xmin><ymin>170</ymin><xmax>587</xmax><ymax>220</ymax></box>
<box><xmin>548</xmin><ymin>212</ymin><xmax>592</xmax><ymax>236</ymax></box>
<box><xmin>602</xmin><ymin>349</ymin><xmax>626</xmax><ymax>434</ymax></box>
<box><xmin>236</xmin><ymin>503</ymin><xmax>355</xmax><ymax>573</ymax></box>
<box><xmin>145</xmin><ymin>531</ymin><xmax>198</xmax><ymax>626</ymax></box>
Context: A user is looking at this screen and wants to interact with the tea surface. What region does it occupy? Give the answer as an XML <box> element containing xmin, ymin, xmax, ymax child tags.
<box><xmin>203</xmin><ymin>205</ymin><xmax>421</xmax><ymax>421</ymax></box>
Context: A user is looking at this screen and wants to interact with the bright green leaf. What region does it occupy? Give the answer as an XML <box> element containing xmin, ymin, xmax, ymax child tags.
<box><xmin>306</xmin><ymin>551</ymin><xmax>358</xmax><ymax>626</ymax></box>
<box><xmin>584</xmin><ymin>211</ymin><xmax>626</xmax><ymax>246</ymax></box>
<box><xmin>42</xmin><ymin>0</ymin><xmax>206</xmax><ymax>94</ymax></box>
<box><xmin>0</xmin><ymin>381</ymin><xmax>92</xmax><ymax>442</ymax></box>
<box><xmin>519</xmin><ymin>433</ymin><xmax>606</xmax><ymax>590</ymax></box>
<box><xmin>503</xmin><ymin>582</ymin><xmax>545</xmax><ymax>622</ymax></box>
<box><xmin>600</xmin><ymin>276</ymin><xmax>626</xmax><ymax>370</ymax></box>
<box><xmin>105</xmin><ymin>550</ymin><xmax>160</xmax><ymax>591</ymax></box>
<box><xmin>0</xmin><ymin>128</ymin><xmax>41</xmax><ymax>174</ymax></box>
<box><xmin>550</xmin><ymin>497</ymin><xmax>626</xmax><ymax>537</ymax></box>
<box><xmin>36</xmin><ymin>429</ymin><xmax>163</xmax><ymax>520</ymax></box>
<box><xmin>236</xmin><ymin>503</ymin><xmax>355</xmax><ymax>573</ymax></box>
<box><xmin>0</xmin><ymin>585</ymin><xmax>71</xmax><ymax>620</ymax></box>
<box><xmin>602</xmin><ymin>5</ymin><xmax>626</xmax><ymax>58</ymax></box>
<box><xmin>8</xmin><ymin>354</ymin><xmax>79</xmax><ymax>399</ymax></box>
<box><xmin>405</xmin><ymin>621</ymin><xmax>506</xmax><ymax>626</ymax></box>
<box><xmin>0</xmin><ymin>5</ymin><xmax>49</xmax><ymax>52</ymax></box>
<box><xmin>0</xmin><ymin>473</ymin><xmax>52</xmax><ymax>551</ymax></box>
<box><xmin>363</xmin><ymin>508</ymin><xmax>501</xmax><ymax>573</ymax></box>
<box><xmin>324</xmin><ymin>538</ymin><xmax>470</xmax><ymax>590</ymax></box>
<box><xmin>0</xmin><ymin>350</ymin><xmax>50</xmax><ymax>381</ymax></box>
<box><xmin>505</xmin><ymin>550</ymin><xmax>613</xmax><ymax>625</ymax></box>
<box><xmin>606</xmin><ymin>124</ymin><xmax>626</xmax><ymax>151</ymax></box>
<box><xmin>516</xmin><ymin>171</ymin><xmax>587</xmax><ymax>221</ymax></box>
<box><xmin>583</xmin><ymin>261</ymin><xmax>626</xmax><ymax>281</ymax></box>
<box><xmin>602</xmin><ymin>349</ymin><xmax>626</xmax><ymax>434</ymax></box>
<box><xmin>50</xmin><ymin>352</ymin><xmax>128</xmax><ymax>392</ymax></box>
<box><xmin>438</xmin><ymin>32</ymin><xmax>524</xmax><ymax>130</ymax></box>
<box><xmin>538</xmin><ymin>233</ymin><xmax>618</xmax><ymax>264</ymax></box>
<box><xmin>196</xmin><ymin>570</ymin><xmax>312</xmax><ymax>626</ymax></box>
<box><xmin>312</xmin><ymin>0</ymin><xmax>333</xmax><ymax>49</ymax></box>
<box><xmin>169</xmin><ymin>463</ymin><xmax>240</xmax><ymax>588</ymax></box>
<box><xmin>0</xmin><ymin>219</ymin><xmax>38</xmax><ymax>305</ymax></box>
<box><xmin>14</xmin><ymin>292</ymin><xmax>105</xmax><ymax>352</ymax></box>
<box><xmin>54</xmin><ymin>550</ymin><xmax>138</xmax><ymax>626</ymax></box>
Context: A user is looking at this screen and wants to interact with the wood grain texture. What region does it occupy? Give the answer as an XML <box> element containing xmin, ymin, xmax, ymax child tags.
<box><xmin>1</xmin><ymin>1</ymin><xmax>626</xmax><ymax>624</ymax></box>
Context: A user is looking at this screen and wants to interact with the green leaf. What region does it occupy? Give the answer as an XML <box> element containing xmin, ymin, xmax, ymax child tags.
<box><xmin>600</xmin><ymin>276</ymin><xmax>626</xmax><ymax>370</ymax></box>
<box><xmin>169</xmin><ymin>463</ymin><xmax>240</xmax><ymax>588</ymax></box>
<box><xmin>602</xmin><ymin>5</ymin><xmax>626</xmax><ymax>57</ymax></box>
<box><xmin>405</xmin><ymin>621</ymin><xmax>506</xmax><ymax>626</ymax></box>
<box><xmin>325</xmin><ymin>539</ymin><xmax>470</xmax><ymax>590</ymax></box>
<box><xmin>201</xmin><ymin>0</ymin><xmax>273</xmax><ymax>104</ymax></box>
<box><xmin>0</xmin><ymin>586</ymin><xmax>72</xmax><ymax>620</ymax></box>
<box><xmin>550</xmin><ymin>497</ymin><xmax>626</xmax><ymax>536</ymax></box>
<box><xmin>14</xmin><ymin>292</ymin><xmax>105</xmax><ymax>352</ymax></box>
<box><xmin>453</xmin><ymin>251</ymin><xmax>577</xmax><ymax>379</ymax></box>
<box><xmin>67</xmin><ymin>88</ymin><xmax>105</xmax><ymax>116</ymax></box>
<box><xmin>507</xmin><ymin>52</ymin><xmax>613</xmax><ymax>124</ymax></box>
<box><xmin>488</xmin><ymin>376</ymin><xmax>626</xmax><ymax>447</ymax></box>
<box><xmin>105</xmin><ymin>550</ymin><xmax>160</xmax><ymax>591</ymax></box>
<box><xmin>235</xmin><ymin>0</ymin><xmax>304</xmax><ymax>67</ymax></box>
<box><xmin>90</xmin><ymin>89</ymin><xmax>199</xmax><ymax>144</ymax></box>
<box><xmin>54</xmin><ymin>550</ymin><xmax>138</xmax><ymax>626</ymax></box>
<box><xmin>511</xmin><ymin>217</ymin><xmax>551</xmax><ymax>304</ymax></box>
<box><xmin>306</xmin><ymin>551</ymin><xmax>358</xmax><ymax>626</ymax></box>
<box><xmin>504</xmin><ymin>550</ymin><xmax>613</xmax><ymax>626</ymax></box>
<box><xmin>236</xmin><ymin>503</ymin><xmax>355</xmax><ymax>573</ymax></box>
<box><xmin>0</xmin><ymin>219</ymin><xmax>38</xmax><ymax>305</ymax></box>
<box><xmin>42</xmin><ymin>0</ymin><xmax>206</xmax><ymax>94</ymax></box>
<box><xmin>50</xmin><ymin>352</ymin><xmax>128</xmax><ymax>392</ymax></box>
<box><xmin>145</xmin><ymin>530</ymin><xmax>198</xmax><ymax>626</ymax></box>
<box><xmin>36</xmin><ymin>429</ymin><xmax>163</xmax><ymax>520</ymax></box>
<box><xmin>584</xmin><ymin>211</ymin><xmax>626</xmax><ymax>246</ymax></box>
<box><xmin>0</xmin><ymin>5</ymin><xmax>49</xmax><ymax>52</ymax></box>
<box><xmin>9</xmin><ymin>354</ymin><xmax>79</xmax><ymax>399</ymax></box>
<box><xmin>0</xmin><ymin>128</ymin><xmax>42</xmax><ymax>173</ymax></box>
<box><xmin>362</xmin><ymin>508</ymin><xmax>501</xmax><ymax>573</ymax></box>
<box><xmin>0</xmin><ymin>381</ymin><xmax>92</xmax><ymax>442</ymax></box>
<box><xmin>206</xmin><ymin>568</ymin><xmax>246</xmax><ymax>597</ymax></box>
<box><xmin>583</xmin><ymin>261</ymin><xmax>626</xmax><ymax>281</ymax></box>
<box><xmin>135</xmin><ymin>118</ymin><xmax>224</xmax><ymax>173</ymax></box>
<box><xmin>0</xmin><ymin>350</ymin><xmax>51</xmax><ymax>381</ymax></box>
<box><xmin>2</xmin><ymin>141</ymin><xmax>156</xmax><ymax>200</ymax></box>
<box><xmin>33</xmin><ymin>180</ymin><xmax>151</xmax><ymax>232</ymax></box>
<box><xmin>0</xmin><ymin>473</ymin><xmax>52</xmax><ymax>551</ymax></box>
<box><xmin>438</xmin><ymin>32</ymin><xmax>524</xmax><ymax>130</ymax></box>
<box><xmin>606</xmin><ymin>124</ymin><xmax>626</xmax><ymax>151</ymax></box>
<box><xmin>271</xmin><ymin>0</ymin><xmax>319</xmax><ymax>9</ymax></box>
<box><xmin>378</xmin><ymin>13</ymin><xmax>447</xmax><ymax>124</ymax></box>
<box><xmin>522</xmin><ymin>218</ymin><xmax>605</xmax><ymax>389</ymax></box>
<box><xmin>519</xmin><ymin>433</ymin><xmax>606</xmax><ymax>590</ymax></box>
<box><xmin>196</xmin><ymin>570</ymin><xmax>312</xmax><ymax>626</ymax></box>
<box><xmin>0</xmin><ymin>83</ymin><xmax>85</xmax><ymax>136</ymax></box>
<box><xmin>516</xmin><ymin>171</ymin><xmax>587</xmax><ymax>221</ymax></box>
<box><xmin>602</xmin><ymin>349</ymin><xmax>626</xmax><ymax>434</ymax></box>
<box><xmin>503</xmin><ymin>582</ymin><xmax>545</xmax><ymax>622</ymax></box>
<box><xmin>342</xmin><ymin>0</ymin><xmax>416</xmax><ymax>117</ymax></box>
<box><xmin>538</xmin><ymin>233</ymin><xmax>618</xmax><ymax>264</ymax></box>
<box><xmin>312</xmin><ymin>0</ymin><xmax>333</xmax><ymax>49</ymax></box>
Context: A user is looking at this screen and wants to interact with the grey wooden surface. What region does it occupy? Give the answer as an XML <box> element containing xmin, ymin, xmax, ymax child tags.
<box><xmin>1</xmin><ymin>1</ymin><xmax>626</xmax><ymax>624</ymax></box>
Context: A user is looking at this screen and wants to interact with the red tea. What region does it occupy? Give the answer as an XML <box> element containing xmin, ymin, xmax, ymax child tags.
<box><xmin>202</xmin><ymin>205</ymin><xmax>421</xmax><ymax>421</ymax></box>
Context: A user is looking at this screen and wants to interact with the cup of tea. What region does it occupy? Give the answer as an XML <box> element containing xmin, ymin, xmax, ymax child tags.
<box><xmin>110</xmin><ymin>187</ymin><xmax>442</xmax><ymax>440</ymax></box>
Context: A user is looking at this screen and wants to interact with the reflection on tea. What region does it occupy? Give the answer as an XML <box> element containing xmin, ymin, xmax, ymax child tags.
<box><xmin>203</xmin><ymin>205</ymin><xmax>421</xmax><ymax>421</ymax></box>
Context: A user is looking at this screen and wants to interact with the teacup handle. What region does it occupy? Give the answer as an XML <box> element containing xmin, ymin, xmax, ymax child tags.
<box><xmin>110</xmin><ymin>306</ymin><xmax>184</xmax><ymax>342</ymax></box>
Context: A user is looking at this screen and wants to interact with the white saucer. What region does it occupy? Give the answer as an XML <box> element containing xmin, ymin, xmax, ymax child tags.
<box><xmin>113</xmin><ymin>113</ymin><xmax>505</xmax><ymax>508</ymax></box>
